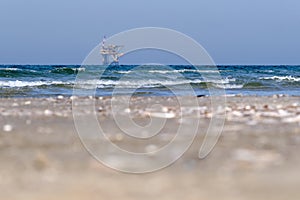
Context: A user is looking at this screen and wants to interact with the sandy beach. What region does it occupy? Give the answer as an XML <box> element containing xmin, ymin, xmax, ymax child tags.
<box><xmin>0</xmin><ymin>95</ymin><xmax>300</xmax><ymax>200</ymax></box>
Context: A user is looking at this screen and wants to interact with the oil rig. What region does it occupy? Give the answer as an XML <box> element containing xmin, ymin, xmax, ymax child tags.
<box><xmin>100</xmin><ymin>36</ymin><xmax>124</xmax><ymax>65</ymax></box>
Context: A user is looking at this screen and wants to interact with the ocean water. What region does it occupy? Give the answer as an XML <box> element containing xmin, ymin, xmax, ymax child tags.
<box><xmin>0</xmin><ymin>65</ymin><xmax>299</xmax><ymax>97</ymax></box>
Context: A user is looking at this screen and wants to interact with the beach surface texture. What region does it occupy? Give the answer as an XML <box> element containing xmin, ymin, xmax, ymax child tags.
<box><xmin>1</xmin><ymin>95</ymin><xmax>300</xmax><ymax>200</ymax></box>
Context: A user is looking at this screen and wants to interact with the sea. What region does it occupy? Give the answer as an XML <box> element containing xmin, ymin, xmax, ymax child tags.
<box><xmin>0</xmin><ymin>65</ymin><xmax>299</xmax><ymax>97</ymax></box>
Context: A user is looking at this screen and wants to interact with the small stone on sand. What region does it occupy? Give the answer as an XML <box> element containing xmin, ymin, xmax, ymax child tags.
<box><xmin>98</xmin><ymin>106</ymin><xmax>104</xmax><ymax>112</ymax></box>
<box><xmin>57</xmin><ymin>95</ymin><xmax>64</xmax><ymax>99</ymax></box>
<box><xmin>70</xmin><ymin>96</ymin><xmax>77</xmax><ymax>100</ymax></box>
<box><xmin>24</xmin><ymin>101</ymin><xmax>31</xmax><ymax>105</ymax></box>
<box><xmin>150</xmin><ymin>112</ymin><xmax>176</xmax><ymax>119</ymax></box>
<box><xmin>245</xmin><ymin>105</ymin><xmax>251</xmax><ymax>110</ymax></box>
<box><xmin>124</xmin><ymin>108</ymin><xmax>131</xmax><ymax>113</ymax></box>
<box><xmin>3</xmin><ymin>124</ymin><xmax>13</xmax><ymax>132</ymax></box>
<box><xmin>12</xmin><ymin>103</ymin><xmax>19</xmax><ymax>107</ymax></box>
<box><xmin>44</xmin><ymin>109</ymin><xmax>53</xmax><ymax>116</ymax></box>
<box><xmin>161</xmin><ymin>106</ymin><xmax>169</xmax><ymax>112</ymax></box>
<box><xmin>33</xmin><ymin>152</ymin><xmax>49</xmax><ymax>171</ymax></box>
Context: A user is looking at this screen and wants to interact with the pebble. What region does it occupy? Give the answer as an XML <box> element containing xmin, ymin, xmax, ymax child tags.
<box><xmin>244</xmin><ymin>105</ymin><xmax>251</xmax><ymax>110</ymax></box>
<box><xmin>149</xmin><ymin>112</ymin><xmax>176</xmax><ymax>119</ymax></box>
<box><xmin>292</xmin><ymin>103</ymin><xmax>298</xmax><ymax>107</ymax></box>
<box><xmin>225</xmin><ymin>107</ymin><xmax>232</xmax><ymax>112</ymax></box>
<box><xmin>278</xmin><ymin>109</ymin><xmax>290</xmax><ymax>117</ymax></box>
<box><xmin>243</xmin><ymin>109</ymin><xmax>255</xmax><ymax>116</ymax></box>
<box><xmin>44</xmin><ymin>109</ymin><xmax>53</xmax><ymax>116</ymax></box>
<box><xmin>232</xmin><ymin>111</ymin><xmax>243</xmax><ymax>117</ymax></box>
<box><xmin>282</xmin><ymin>116</ymin><xmax>300</xmax><ymax>123</ymax></box>
<box><xmin>276</xmin><ymin>104</ymin><xmax>283</xmax><ymax>109</ymax></box>
<box><xmin>12</xmin><ymin>103</ymin><xmax>19</xmax><ymax>107</ymax></box>
<box><xmin>33</xmin><ymin>152</ymin><xmax>49</xmax><ymax>171</ymax></box>
<box><xmin>3</xmin><ymin>124</ymin><xmax>13</xmax><ymax>132</ymax></box>
<box><xmin>70</xmin><ymin>96</ymin><xmax>77</xmax><ymax>100</ymax></box>
<box><xmin>57</xmin><ymin>95</ymin><xmax>64</xmax><ymax>99</ymax></box>
<box><xmin>161</xmin><ymin>106</ymin><xmax>169</xmax><ymax>113</ymax></box>
<box><xmin>124</xmin><ymin>108</ymin><xmax>131</xmax><ymax>113</ymax></box>
<box><xmin>205</xmin><ymin>112</ymin><xmax>213</xmax><ymax>118</ymax></box>
<box><xmin>24</xmin><ymin>101</ymin><xmax>31</xmax><ymax>105</ymax></box>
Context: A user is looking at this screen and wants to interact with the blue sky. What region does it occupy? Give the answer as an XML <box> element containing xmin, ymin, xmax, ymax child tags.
<box><xmin>0</xmin><ymin>0</ymin><xmax>299</xmax><ymax>65</ymax></box>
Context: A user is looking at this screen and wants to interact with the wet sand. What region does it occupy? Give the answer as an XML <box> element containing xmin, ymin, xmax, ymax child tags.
<box><xmin>0</xmin><ymin>95</ymin><xmax>300</xmax><ymax>200</ymax></box>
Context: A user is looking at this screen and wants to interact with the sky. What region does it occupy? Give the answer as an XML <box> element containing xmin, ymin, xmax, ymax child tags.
<box><xmin>0</xmin><ymin>0</ymin><xmax>300</xmax><ymax>65</ymax></box>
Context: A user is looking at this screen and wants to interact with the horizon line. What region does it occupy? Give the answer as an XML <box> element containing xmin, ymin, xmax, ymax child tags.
<box><xmin>1</xmin><ymin>63</ymin><xmax>300</xmax><ymax>66</ymax></box>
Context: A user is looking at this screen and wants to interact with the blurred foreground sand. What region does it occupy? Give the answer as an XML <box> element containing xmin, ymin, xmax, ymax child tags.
<box><xmin>0</xmin><ymin>96</ymin><xmax>300</xmax><ymax>200</ymax></box>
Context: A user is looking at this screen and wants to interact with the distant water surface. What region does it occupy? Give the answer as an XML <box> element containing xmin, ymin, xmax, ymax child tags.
<box><xmin>0</xmin><ymin>65</ymin><xmax>299</xmax><ymax>97</ymax></box>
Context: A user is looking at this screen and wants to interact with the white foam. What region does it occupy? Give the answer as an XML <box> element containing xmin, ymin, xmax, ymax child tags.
<box><xmin>76</xmin><ymin>77</ymin><xmax>235</xmax><ymax>89</ymax></box>
<box><xmin>0</xmin><ymin>68</ymin><xmax>19</xmax><ymax>71</ymax></box>
<box><xmin>1</xmin><ymin>77</ymin><xmax>235</xmax><ymax>89</ymax></box>
<box><xmin>213</xmin><ymin>84</ymin><xmax>244</xmax><ymax>89</ymax></box>
<box><xmin>148</xmin><ymin>69</ymin><xmax>220</xmax><ymax>74</ymax></box>
<box><xmin>0</xmin><ymin>80</ymin><xmax>69</xmax><ymax>87</ymax></box>
<box><xmin>259</xmin><ymin>76</ymin><xmax>300</xmax><ymax>82</ymax></box>
<box><xmin>115</xmin><ymin>71</ymin><xmax>131</xmax><ymax>74</ymax></box>
<box><xmin>78</xmin><ymin>79</ymin><xmax>203</xmax><ymax>88</ymax></box>
<box><xmin>76</xmin><ymin>68</ymin><xmax>86</xmax><ymax>72</ymax></box>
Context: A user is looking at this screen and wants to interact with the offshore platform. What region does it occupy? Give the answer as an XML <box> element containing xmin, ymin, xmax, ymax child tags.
<box><xmin>100</xmin><ymin>36</ymin><xmax>124</xmax><ymax>65</ymax></box>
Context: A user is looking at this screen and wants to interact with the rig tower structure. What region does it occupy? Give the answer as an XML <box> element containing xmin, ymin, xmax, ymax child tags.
<box><xmin>100</xmin><ymin>36</ymin><xmax>124</xmax><ymax>65</ymax></box>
